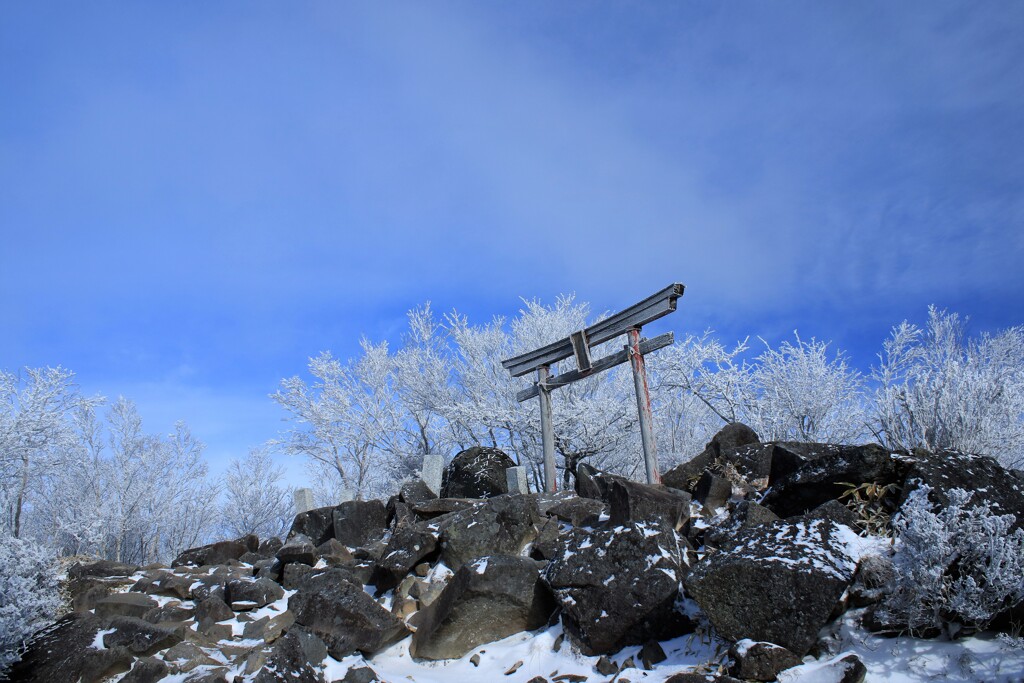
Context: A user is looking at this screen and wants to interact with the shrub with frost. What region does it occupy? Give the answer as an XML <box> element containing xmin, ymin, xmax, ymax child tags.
<box><xmin>881</xmin><ymin>485</ymin><xmax>1024</xmax><ymax>634</ymax></box>
<box><xmin>0</xmin><ymin>532</ymin><xmax>60</xmax><ymax>672</ymax></box>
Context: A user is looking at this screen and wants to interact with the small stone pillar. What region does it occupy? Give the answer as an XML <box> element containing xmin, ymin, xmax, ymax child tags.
<box><xmin>293</xmin><ymin>488</ymin><xmax>314</xmax><ymax>514</ymax></box>
<box><xmin>506</xmin><ymin>466</ymin><xmax>529</xmax><ymax>495</ymax></box>
<box><xmin>338</xmin><ymin>489</ymin><xmax>354</xmax><ymax>504</ymax></box>
<box><xmin>422</xmin><ymin>453</ymin><xmax>444</xmax><ymax>496</ymax></box>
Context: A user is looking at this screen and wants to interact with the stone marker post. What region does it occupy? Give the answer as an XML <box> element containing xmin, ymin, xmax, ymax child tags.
<box><xmin>506</xmin><ymin>466</ymin><xmax>529</xmax><ymax>495</ymax></box>
<box><xmin>293</xmin><ymin>488</ymin><xmax>314</xmax><ymax>514</ymax></box>
<box><xmin>422</xmin><ymin>453</ymin><xmax>444</xmax><ymax>496</ymax></box>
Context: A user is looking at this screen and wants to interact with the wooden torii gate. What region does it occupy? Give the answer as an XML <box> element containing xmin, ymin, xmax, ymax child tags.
<box><xmin>501</xmin><ymin>283</ymin><xmax>684</xmax><ymax>492</ymax></box>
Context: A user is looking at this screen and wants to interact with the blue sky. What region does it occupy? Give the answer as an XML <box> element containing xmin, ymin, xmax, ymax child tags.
<box><xmin>2</xmin><ymin>2</ymin><xmax>1022</xmax><ymax>481</ymax></box>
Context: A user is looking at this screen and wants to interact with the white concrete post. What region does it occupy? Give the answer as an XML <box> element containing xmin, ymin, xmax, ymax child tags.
<box><xmin>422</xmin><ymin>453</ymin><xmax>444</xmax><ymax>496</ymax></box>
<box><xmin>506</xmin><ymin>466</ymin><xmax>529</xmax><ymax>495</ymax></box>
<box><xmin>293</xmin><ymin>488</ymin><xmax>315</xmax><ymax>514</ymax></box>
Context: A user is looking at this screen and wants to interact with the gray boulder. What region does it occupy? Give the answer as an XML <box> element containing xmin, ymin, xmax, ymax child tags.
<box><xmin>693</xmin><ymin>471</ymin><xmax>733</xmax><ymax>513</ymax></box>
<box><xmin>441</xmin><ymin>446</ymin><xmax>516</xmax><ymax>498</ymax></box>
<box><xmin>411</xmin><ymin>498</ymin><xmax>480</xmax><ymax>519</ymax></box>
<box><xmin>289</xmin><ymin>568</ymin><xmax>410</xmax><ymax>658</ymax></box>
<box><xmin>194</xmin><ymin>595</ymin><xmax>234</xmax><ymax>631</ymax></box>
<box><xmin>685</xmin><ymin>518</ymin><xmax>857</xmax><ymax>655</ymax></box>
<box><xmin>543</xmin><ymin>521</ymin><xmax>693</xmax><ymax>655</ymax></box>
<box><xmin>703</xmin><ymin>500</ymin><xmax>780</xmax><ymax>550</ymax></box>
<box><xmin>411</xmin><ymin>555</ymin><xmax>556</xmax><ymax>660</ymax></box>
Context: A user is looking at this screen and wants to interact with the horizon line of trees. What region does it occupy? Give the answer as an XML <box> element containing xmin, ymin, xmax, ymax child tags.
<box><xmin>2</xmin><ymin>298</ymin><xmax>1023</xmax><ymax>565</ymax></box>
<box><xmin>273</xmin><ymin>300</ymin><xmax>1024</xmax><ymax>502</ymax></box>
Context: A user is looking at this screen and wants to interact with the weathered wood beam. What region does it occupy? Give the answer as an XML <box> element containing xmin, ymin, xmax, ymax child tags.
<box><xmin>515</xmin><ymin>332</ymin><xmax>675</xmax><ymax>402</ymax></box>
<box><xmin>501</xmin><ymin>283</ymin><xmax>684</xmax><ymax>377</ymax></box>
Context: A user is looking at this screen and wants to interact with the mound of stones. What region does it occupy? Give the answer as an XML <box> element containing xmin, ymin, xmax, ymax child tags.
<box><xmin>10</xmin><ymin>433</ymin><xmax>1024</xmax><ymax>683</ymax></box>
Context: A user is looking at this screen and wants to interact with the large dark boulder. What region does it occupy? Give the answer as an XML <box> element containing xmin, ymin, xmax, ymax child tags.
<box><xmin>6</xmin><ymin>612</ymin><xmax>134</xmax><ymax>683</ymax></box>
<box><xmin>333</xmin><ymin>500</ymin><xmax>389</xmax><ymax>549</ymax></box>
<box><xmin>226</xmin><ymin>576</ymin><xmax>285</xmax><ymax>609</ymax></box>
<box><xmin>372</xmin><ymin>521</ymin><xmax>440</xmax><ymax>591</ymax></box>
<box><xmin>712</xmin><ymin>422</ymin><xmax>761</xmax><ymax>453</ymax></box>
<box><xmin>120</xmin><ymin>657</ymin><xmax>169</xmax><ymax>683</ymax></box>
<box><xmin>441</xmin><ymin>446</ymin><xmax>516</xmax><ymax>499</ymax></box>
<box><xmin>702</xmin><ymin>500</ymin><xmax>781</xmax><ymax>550</ymax></box>
<box><xmin>899</xmin><ymin>450</ymin><xmax>1024</xmax><ymax>532</ymax></box>
<box><xmin>68</xmin><ymin>559</ymin><xmax>139</xmax><ymax>580</ymax></box>
<box><xmin>684</xmin><ymin>518</ymin><xmax>857</xmax><ymax>655</ymax></box>
<box><xmin>253</xmin><ymin>626</ymin><xmax>329</xmax><ymax>683</ymax></box>
<box><xmin>93</xmin><ymin>592</ymin><xmax>159</xmax><ymax>620</ymax></box>
<box><xmin>762</xmin><ymin>443</ymin><xmax>906</xmax><ymax>518</ymax></box>
<box><xmin>663</xmin><ymin>423</ymin><xmax>760</xmax><ymax>492</ymax></box>
<box><xmin>545</xmin><ymin>496</ymin><xmax>607</xmax><ymax>527</ymax></box>
<box><xmin>172</xmin><ymin>539</ymin><xmax>249</xmax><ymax>567</ymax></box>
<box><xmin>194</xmin><ymin>595</ymin><xmax>234</xmax><ymax>631</ymax></box>
<box><xmin>277</xmin><ymin>538</ymin><xmax>318</xmax><ymax>567</ymax></box>
<box><xmin>288</xmin><ymin>506</ymin><xmax>337</xmax><ymax>546</ymax></box>
<box><xmin>69</xmin><ymin>575</ymin><xmax>138</xmax><ymax>612</ymax></box>
<box><xmin>728</xmin><ymin>640</ymin><xmax>802</xmax><ymax>681</ymax></box>
<box><xmin>576</xmin><ymin>463</ymin><xmax>615</xmax><ymax>500</ymax></box>
<box><xmin>102</xmin><ymin>616</ymin><xmax>182</xmax><ymax>656</ymax></box>
<box><xmin>607</xmin><ymin>479</ymin><xmax>691</xmax><ymax>531</ymax></box>
<box><xmin>410</xmin><ymin>498</ymin><xmax>480</xmax><ymax>519</ymax></box>
<box><xmin>693</xmin><ymin>472</ymin><xmax>733</xmax><ymax>513</ymax></box>
<box><xmin>721</xmin><ymin>443</ymin><xmax>777</xmax><ymax>488</ymax></box>
<box><xmin>131</xmin><ymin>569</ymin><xmax>194</xmax><ymax>601</ymax></box>
<box><xmin>399</xmin><ymin>479</ymin><xmax>438</xmax><ymax>506</ymax></box>
<box><xmin>411</xmin><ymin>555</ymin><xmax>556</xmax><ymax>660</ymax></box>
<box><xmin>289</xmin><ymin>568</ymin><xmax>410</xmax><ymax>658</ymax></box>
<box><xmin>543</xmin><ymin>522</ymin><xmax>693</xmax><ymax>655</ymax></box>
<box><xmin>439</xmin><ymin>494</ymin><xmax>541</xmax><ymax>569</ymax></box>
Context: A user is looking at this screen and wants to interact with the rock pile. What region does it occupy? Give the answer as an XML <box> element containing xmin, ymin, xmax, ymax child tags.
<box><xmin>9</xmin><ymin>435</ymin><xmax>1024</xmax><ymax>682</ymax></box>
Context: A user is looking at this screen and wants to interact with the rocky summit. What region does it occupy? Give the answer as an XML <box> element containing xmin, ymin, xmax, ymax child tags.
<box><xmin>8</xmin><ymin>435</ymin><xmax>1024</xmax><ymax>682</ymax></box>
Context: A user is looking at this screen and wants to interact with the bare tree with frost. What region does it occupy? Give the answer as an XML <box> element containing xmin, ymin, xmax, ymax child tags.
<box><xmin>0</xmin><ymin>367</ymin><xmax>101</xmax><ymax>538</ymax></box>
<box><xmin>873</xmin><ymin>307</ymin><xmax>1024</xmax><ymax>468</ymax></box>
<box><xmin>272</xmin><ymin>343</ymin><xmax>403</xmax><ymax>501</ymax></box>
<box><xmin>220</xmin><ymin>448</ymin><xmax>293</xmax><ymax>539</ymax></box>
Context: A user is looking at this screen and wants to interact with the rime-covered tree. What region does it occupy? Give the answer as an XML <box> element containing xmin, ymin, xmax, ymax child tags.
<box><xmin>0</xmin><ymin>367</ymin><xmax>101</xmax><ymax>538</ymax></box>
<box><xmin>747</xmin><ymin>334</ymin><xmax>867</xmax><ymax>443</ymax></box>
<box><xmin>220</xmin><ymin>448</ymin><xmax>293</xmax><ymax>540</ymax></box>
<box><xmin>272</xmin><ymin>343</ymin><xmax>403</xmax><ymax>501</ymax></box>
<box><xmin>873</xmin><ymin>307</ymin><xmax>1024</xmax><ymax>468</ymax></box>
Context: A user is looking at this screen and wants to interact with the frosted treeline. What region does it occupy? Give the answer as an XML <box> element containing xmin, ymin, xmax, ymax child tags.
<box><xmin>273</xmin><ymin>300</ymin><xmax>1024</xmax><ymax>501</ymax></box>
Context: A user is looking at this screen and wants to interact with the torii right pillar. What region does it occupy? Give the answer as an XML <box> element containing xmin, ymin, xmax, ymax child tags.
<box><xmin>627</xmin><ymin>327</ymin><xmax>661</xmax><ymax>485</ymax></box>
